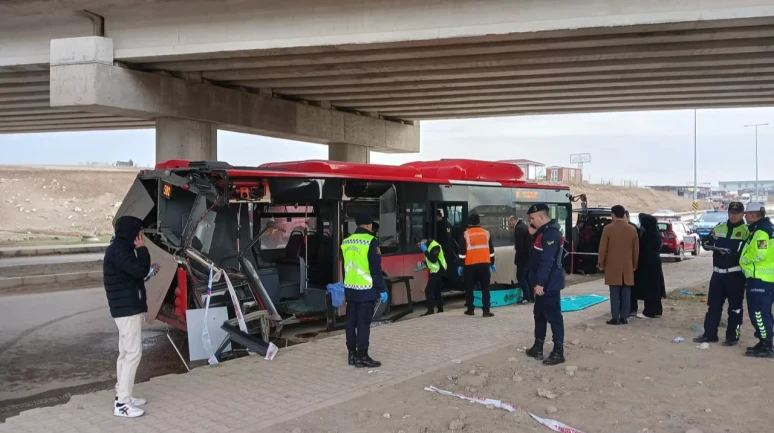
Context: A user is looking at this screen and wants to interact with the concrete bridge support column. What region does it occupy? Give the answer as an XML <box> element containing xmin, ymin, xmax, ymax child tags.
<box><xmin>328</xmin><ymin>143</ymin><xmax>370</xmax><ymax>163</ymax></box>
<box><xmin>155</xmin><ymin>117</ymin><xmax>217</xmax><ymax>162</ymax></box>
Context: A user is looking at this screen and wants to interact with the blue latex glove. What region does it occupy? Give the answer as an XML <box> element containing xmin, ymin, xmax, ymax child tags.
<box><xmin>420</xmin><ymin>242</ymin><xmax>428</xmax><ymax>252</ymax></box>
<box><xmin>457</xmin><ymin>266</ymin><xmax>463</xmax><ymax>277</ymax></box>
<box><xmin>379</xmin><ymin>292</ymin><xmax>388</xmax><ymax>303</ymax></box>
<box><xmin>490</xmin><ymin>264</ymin><xmax>497</xmax><ymax>273</ymax></box>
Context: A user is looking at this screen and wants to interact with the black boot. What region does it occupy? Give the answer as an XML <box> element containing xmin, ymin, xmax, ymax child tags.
<box><xmin>746</xmin><ymin>339</ymin><xmax>774</xmax><ymax>358</ymax></box>
<box><xmin>354</xmin><ymin>349</ymin><xmax>382</xmax><ymax>368</ymax></box>
<box><xmin>525</xmin><ymin>340</ymin><xmax>544</xmax><ymax>360</ymax></box>
<box><xmin>482</xmin><ymin>311</ymin><xmax>494</xmax><ymax>317</ymax></box>
<box><xmin>421</xmin><ymin>308</ymin><xmax>434</xmax><ymax>317</ymax></box>
<box><xmin>543</xmin><ymin>343</ymin><xmax>566</xmax><ymax>366</ymax></box>
<box><xmin>348</xmin><ymin>348</ymin><xmax>356</xmax><ymax>366</ymax></box>
<box><xmin>437</xmin><ymin>306</ymin><xmax>444</xmax><ymax>313</ymax></box>
<box><xmin>693</xmin><ymin>335</ymin><xmax>719</xmax><ymax>343</ymax></box>
<box><xmin>464</xmin><ymin>309</ymin><xmax>475</xmax><ymax>316</ymax></box>
<box><xmin>746</xmin><ymin>340</ymin><xmax>765</xmax><ymax>353</ymax></box>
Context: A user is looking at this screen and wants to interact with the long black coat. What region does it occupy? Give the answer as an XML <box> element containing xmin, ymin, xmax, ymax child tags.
<box><xmin>103</xmin><ymin>216</ymin><xmax>151</xmax><ymax>318</ymax></box>
<box><xmin>634</xmin><ymin>214</ymin><xmax>666</xmax><ymax>301</ymax></box>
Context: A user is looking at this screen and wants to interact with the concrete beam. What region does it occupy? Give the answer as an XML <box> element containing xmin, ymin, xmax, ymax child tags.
<box><xmin>49</xmin><ymin>37</ymin><xmax>419</xmax><ymax>153</ymax></box>
<box><xmin>230</xmin><ymin>52</ymin><xmax>774</xmax><ymax>89</ymax></box>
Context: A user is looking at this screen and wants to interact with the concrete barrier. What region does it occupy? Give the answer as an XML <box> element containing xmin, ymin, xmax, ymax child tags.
<box><xmin>0</xmin><ymin>271</ymin><xmax>102</xmax><ymax>290</ymax></box>
<box><xmin>0</xmin><ymin>243</ymin><xmax>109</xmax><ymax>258</ymax></box>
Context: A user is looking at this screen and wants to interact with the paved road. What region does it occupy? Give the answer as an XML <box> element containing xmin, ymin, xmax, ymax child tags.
<box><xmin>0</xmin><ymin>286</ymin><xmax>184</xmax><ymax>417</ymax></box>
<box><xmin>0</xmin><ymin>253</ymin><xmax>104</xmax><ymax>268</ymax></box>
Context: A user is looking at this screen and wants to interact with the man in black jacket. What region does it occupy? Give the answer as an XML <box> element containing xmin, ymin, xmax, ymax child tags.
<box><xmin>104</xmin><ymin>216</ymin><xmax>151</xmax><ymax>418</ymax></box>
<box><xmin>510</xmin><ymin>215</ymin><xmax>533</xmax><ymax>303</ymax></box>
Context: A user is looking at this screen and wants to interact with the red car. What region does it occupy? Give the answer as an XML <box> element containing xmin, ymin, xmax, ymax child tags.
<box><xmin>657</xmin><ymin>218</ymin><xmax>700</xmax><ymax>260</ymax></box>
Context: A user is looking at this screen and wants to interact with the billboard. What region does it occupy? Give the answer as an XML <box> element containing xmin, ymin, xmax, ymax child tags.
<box><xmin>570</xmin><ymin>153</ymin><xmax>591</xmax><ymax>164</ymax></box>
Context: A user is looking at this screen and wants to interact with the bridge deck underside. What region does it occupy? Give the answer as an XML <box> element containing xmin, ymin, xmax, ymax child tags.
<box><xmin>3</xmin><ymin>17</ymin><xmax>774</xmax><ymax>133</ymax></box>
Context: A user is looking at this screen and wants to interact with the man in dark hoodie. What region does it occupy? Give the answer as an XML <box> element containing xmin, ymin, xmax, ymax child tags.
<box><xmin>104</xmin><ymin>216</ymin><xmax>151</xmax><ymax>418</ymax></box>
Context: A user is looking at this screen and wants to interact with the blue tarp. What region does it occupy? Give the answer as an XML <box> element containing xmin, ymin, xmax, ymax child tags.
<box><xmin>560</xmin><ymin>294</ymin><xmax>608</xmax><ymax>312</ymax></box>
<box><xmin>326</xmin><ymin>282</ymin><xmax>346</xmax><ymax>308</ymax></box>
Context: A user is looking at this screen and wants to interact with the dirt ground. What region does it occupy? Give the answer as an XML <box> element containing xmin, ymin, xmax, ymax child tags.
<box><xmin>0</xmin><ymin>165</ymin><xmax>704</xmax><ymax>245</ymax></box>
<box><xmin>269</xmin><ymin>286</ymin><xmax>774</xmax><ymax>433</ymax></box>
<box><xmin>0</xmin><ymin>166</ymin><xmax>137</xmax><ymax>240</ymax></box>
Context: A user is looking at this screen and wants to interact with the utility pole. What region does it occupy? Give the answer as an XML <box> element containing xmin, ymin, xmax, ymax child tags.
<box><xmin>693</xmin><ymin>110</ymin><xmax>697</xmax><ymax>222</ymax></box>
<box><xmin>744</xmin><ymin>123</ymin><xmax>768</xmax><ymax>200</ymax></box>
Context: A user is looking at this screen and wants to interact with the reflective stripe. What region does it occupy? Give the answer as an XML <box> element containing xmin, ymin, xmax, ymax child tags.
<box><xmin>713</xmin><ymin>266</ymin><xmax>742</xmax><ymax>273</ymax></box>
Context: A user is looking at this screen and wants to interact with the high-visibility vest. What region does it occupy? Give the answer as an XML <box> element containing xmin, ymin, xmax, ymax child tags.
<box><xmin>341</xmin><ymin>233</ymin><xmax>374</xmax><ymax>290</ymax></box>
<box><xmin>740</xmin><ymin>221</ymin><xmax>774</xmax><ymax>283</ymax></box>
<box><xmin>462</xmin><ymin>226</ymin><xmax>491</xmax><ymax>266</ymax></box>
<box><xmin>425</xmin><ymin>240</ymin><xmax>447</xmax><ymax>273</ymax></box>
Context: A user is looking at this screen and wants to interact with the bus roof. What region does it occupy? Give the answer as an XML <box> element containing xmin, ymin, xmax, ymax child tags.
<box><xmin>154</xmin><ymin>159</ymin><xmax>569</xmax><ymax>190</ymax></box>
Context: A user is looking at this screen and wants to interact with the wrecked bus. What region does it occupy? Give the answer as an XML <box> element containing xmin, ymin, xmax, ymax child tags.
<box><xmin>114</xmin><ymin>159</ymin><xmax>572</xmax><ymax>339</ymax></box>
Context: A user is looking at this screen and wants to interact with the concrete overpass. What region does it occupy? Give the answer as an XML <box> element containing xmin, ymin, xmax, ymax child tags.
<box><xmin>3</xmin><ymin>0</ymin><xmax>774</xmax><ymax>162</ymax></box>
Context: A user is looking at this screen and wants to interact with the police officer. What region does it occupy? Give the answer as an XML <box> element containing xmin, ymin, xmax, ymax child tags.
<box><xmin>693</xmin><ymin>202</ymin><xmax>749</xmax><ymax>346</ymax></box>
<box><xmin>458</xmin><ymin>213</ymin><xmax>496</xmax><ymax>317</ymax></box>
<box><xmin>416</xmin><ymin>237</ymin><xmax>447</xmax><ymax>315</ymax></box>
<box><xmin>740</xmin><ymin>203</ymin><xmax>774</xmax><ymax>358</ymax></box>
<box><xmin>524</xmin><ymin>204</ymin><xmax>566</xmax><ymax>366</ymax></box>
<box><xmin>342</xmin><ymin>213</ymin><xmax>388</xmax><ymax>367</ymax></box>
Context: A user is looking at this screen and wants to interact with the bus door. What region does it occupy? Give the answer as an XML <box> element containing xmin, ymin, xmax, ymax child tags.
<box><xmin>432</xmin><ymin>202</ymin><xmax>467</xmax><ymax>286</ymax></box>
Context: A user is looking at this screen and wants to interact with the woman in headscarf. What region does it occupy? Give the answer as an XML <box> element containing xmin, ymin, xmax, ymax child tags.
<box><xmin>632</xmin><ymin>213</ymin><xmax>666</xmax><ymax>318</ymax></box>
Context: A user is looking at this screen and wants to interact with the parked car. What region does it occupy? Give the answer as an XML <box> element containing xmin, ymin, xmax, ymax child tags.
<box><xmin>657</xmin><ymin>219</ymin><xmax>700</xmax><ymax>260</ymax></box>
<box><xmin>693</xmin><ymin>211</ymin><xmax>727</xmax><ymax>239</ymax></box>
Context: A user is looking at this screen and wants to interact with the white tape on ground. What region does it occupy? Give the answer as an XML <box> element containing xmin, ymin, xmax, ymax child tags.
<box><xmin>424</xmin><ymin>386</ymin><xmax>588</xmax><ymax>433</ymax></box>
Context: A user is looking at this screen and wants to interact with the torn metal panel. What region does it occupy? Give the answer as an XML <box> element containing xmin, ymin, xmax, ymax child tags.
<box><xmin>143</xmin><ymin>238</ymin><xmax>178</xmax><ymax>324</ymax></box>
<box><xmin>113</xmin><ymin>178</ymin><xmax>154</xmax><ymax>227</ymax></box>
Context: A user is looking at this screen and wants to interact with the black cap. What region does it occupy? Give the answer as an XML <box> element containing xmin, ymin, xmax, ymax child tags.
<box><xmin>728</xmin><ymin>202</ymin><xmax>744</xmax><ymax>214</ymax></box>
<box><xmin>355</xmin><ymin>213</ymin><xmax>374</xmax><ymax>226</ymax></box>
<box><xmin>527</xmin><ymin>203</ymin><xmax>549</xmax><ymax>215</ymax></box>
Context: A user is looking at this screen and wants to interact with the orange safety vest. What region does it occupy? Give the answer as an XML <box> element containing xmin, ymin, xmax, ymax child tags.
<box><xmin>462</xmin><ymin>226</ymin><xmax>492</xmax><ymax>265</ymax></box>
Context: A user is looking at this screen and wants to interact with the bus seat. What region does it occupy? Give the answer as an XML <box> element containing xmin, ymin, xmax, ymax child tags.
<box><xmin>283</xmin><ymin>230</ymin><xmax>304</xmax><ymax>260</ymax></box>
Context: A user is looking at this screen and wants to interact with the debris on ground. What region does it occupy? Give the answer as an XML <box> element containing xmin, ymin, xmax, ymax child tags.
<box><xmin>698</xmin><ymin>342</ymin><xmax>711</xmax><ymax>350</ymax></box>
<box><xmin>449</xmin><ymin>420</ymin><xmax>465</xmax><ymax>430</ymax></box>
<box><xmin>673</xmin><ymin>337</ymin><xmax>685</xmax><ymax>343</ymax></box>
<box><xmin>537</xmin><ymin>388</ymin><xmax>557</xmax><ymax>399</ymax></box>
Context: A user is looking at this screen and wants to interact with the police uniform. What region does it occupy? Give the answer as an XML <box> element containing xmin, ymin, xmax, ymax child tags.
<box><xmin>525</xmin><ymin>203</ymin><xmax>566</xmax><ymax>366</ymax></box>
<box><xmin>421</xmin><ymin>239</ymin><xmax>447</xmax><ymax>315</ymax></box>
<box><xmin>342</xmin><ymin>213</ymin><xmax>386</xmax><ymax>368</ymax></box>
<box><xmin>694</xmin><ymin>202</ymin><xmax>749</xmax><ymax>345</ymax></box>
<box><xmin>740</xmin><ymin>203</ymin><xmax>774</xmax><ymax>357</ymax></box>
<box><xmin>458</xmin><ymin>214</ymin><xmax>495</xmax><ymax>317</ymax></box>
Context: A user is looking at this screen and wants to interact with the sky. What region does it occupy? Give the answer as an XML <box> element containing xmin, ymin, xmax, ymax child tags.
<box><xmin>0</xmin><ymin>107</ymin><xmax>772</xmax><ymax>186</ymax></box>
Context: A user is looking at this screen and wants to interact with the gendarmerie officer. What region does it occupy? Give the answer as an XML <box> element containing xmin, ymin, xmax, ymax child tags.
<box><xmin>458</xmin><ymin>213</ymin><xmax>496</xmax><ymax>317</ymax></box>
<box><xmin>693</xmin><ymin>202</ymin><xmax>749</xmax><ymax>346</ymax></box>
<box><xmin>524</xmin><ymin>204</ymin><xmax>566</xmax><ymax>366</ymax></box>
<box><xmin>341</xmin><ymin>213</ymin><xmax>388</xmax><ymax>368</ymax></box>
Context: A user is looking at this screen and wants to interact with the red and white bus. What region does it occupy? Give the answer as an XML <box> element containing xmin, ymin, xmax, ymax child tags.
<box><xmin>119</xmin><ymin>159</ymin><xmax>572</xmax><ymax>334</ymax></box>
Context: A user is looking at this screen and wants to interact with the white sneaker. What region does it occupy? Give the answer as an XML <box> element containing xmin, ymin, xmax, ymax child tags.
<box><xmin>115</xmin><ymin>396</ymin><xmax>146</xmax><ymax>406</ymax></box>
<box><xmin>636</xmin><ymin>313</ymin><xmax>651</xmax><ymax>319</ymax></box>
<box><xmin>114</xmin><ymin>403</ymin><xmax>144</xmax><ymax>418</ymax></box>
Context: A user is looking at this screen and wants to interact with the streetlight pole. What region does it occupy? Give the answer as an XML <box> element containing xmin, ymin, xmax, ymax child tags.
<box><xmin>744</xmin><ymin>123</ymin><xmax>768</xmax><ymax>200</ymax></box>
<box><xmin>693</xmin><ymin>110</ymin><xmax>699</xmax><ymax>221</ymax></box>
